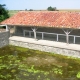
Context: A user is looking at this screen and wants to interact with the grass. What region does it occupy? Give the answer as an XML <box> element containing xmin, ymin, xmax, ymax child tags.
<box><xmin>8</xmin><ymin>10</ymin><xmax>21</xmax><ymax>17</ymax></box>
<box><xmin>8</xmin><ymin>9</ymin><xmax>80</xmax><ymax>17</ymax></box>
<box><xmin>0</xmin><ymin>45</ymin><xmax>80</xmax><ymax>80</ymax></box>
<box><xmin>59</xmin><ymin>9</ymin><xmax>80</xmax><ymax>12</ymax></box>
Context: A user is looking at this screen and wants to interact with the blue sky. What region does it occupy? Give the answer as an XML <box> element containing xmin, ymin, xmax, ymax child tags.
<box><xmin>0</xmin><ymin>0</ymin><xmax>80</xmax><ymax>10</ymax></box>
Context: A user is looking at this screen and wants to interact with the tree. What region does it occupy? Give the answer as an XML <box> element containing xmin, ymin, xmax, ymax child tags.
<box><xmin>47</xmin><ymin>6</ymin><xmax>57</xmax><ymax>11</ymax></box>
<box><xmin>0</xmin><ymin>4</ymin><xmax>9</xmax><ymax>22</ymax></box>
<box><xmin>29</xmin><ymin>9</ymin><xmax>33</xmax><ymax>11</ymax></box>
<box><xmin>25</xmin><ymin>9</ymin><xmax>27</xmax><ymax>11</ymax></box>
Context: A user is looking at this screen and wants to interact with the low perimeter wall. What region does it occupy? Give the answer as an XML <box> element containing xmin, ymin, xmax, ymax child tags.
<box><xmin>0</xmin><ymin>31</ymin><xmax>9</xmax><ymax>48</ymax></box>
<box><xmin>9</xmin><ymin>40</ymin><xmax>80</xmax><ymax>58</ymax></box>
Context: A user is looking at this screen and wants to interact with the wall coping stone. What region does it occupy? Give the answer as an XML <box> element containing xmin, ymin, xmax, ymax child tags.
<box><xmin>9</xmin><ymin>36</ymin><xmax>80</xmax><ymax>51</ymax></box>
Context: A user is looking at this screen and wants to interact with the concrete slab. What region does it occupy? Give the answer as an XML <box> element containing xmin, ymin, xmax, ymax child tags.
<box><xmin>9</xmin><ymin>36</ymin><xmax>80</xmax><ymax>51</ymax></box>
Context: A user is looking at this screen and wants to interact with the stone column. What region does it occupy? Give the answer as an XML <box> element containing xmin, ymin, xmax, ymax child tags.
<box><xmin>31</xmin><ymin>27</ymin><xmax>38</xmax><ymax>40</ymax></box>
<box><xmin>14</xmin><ymin>26</ymin><xmax>16</xmax><ymax>34</ymax></box>
<box><xmin>62</xmin><ymin>28</ymin><xmax>73</xmax><ymax>44</ymax></box>
<box><xmin>6</xmin><ymin>25</ymin><xmax>9</xmax><ymax>31</ymax></box>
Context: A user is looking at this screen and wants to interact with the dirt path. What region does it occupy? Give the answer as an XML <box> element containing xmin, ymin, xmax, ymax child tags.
<box><xmin>23</xmin><ymin>55</ymin><xmax>68</xmax><ymax>67</ymax></box>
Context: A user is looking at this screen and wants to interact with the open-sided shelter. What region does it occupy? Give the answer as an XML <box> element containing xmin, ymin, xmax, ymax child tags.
<box><xmin>1</xmin><ymin>11</ymin><xmax>80</xmax><ymax>44</ymax></box>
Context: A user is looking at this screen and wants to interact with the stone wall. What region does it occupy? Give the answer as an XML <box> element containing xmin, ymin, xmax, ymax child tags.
<box><xmin>0</xmin><ymin>31</ymin><xmax>10</xmax><ymax>48</ymax></box>
<box><xmin>9</xmin><ymin>40</ymin><xmax>80</xmax><ymax>58</ymax></box>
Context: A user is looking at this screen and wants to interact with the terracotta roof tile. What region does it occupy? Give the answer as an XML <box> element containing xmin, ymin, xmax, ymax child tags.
<box><xmin>1</xmin><ymin>11</ymin><xmax>80</xmax><ymax>29</ymax></box>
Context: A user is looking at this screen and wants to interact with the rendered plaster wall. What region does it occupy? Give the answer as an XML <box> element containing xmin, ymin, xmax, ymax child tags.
<box><xmin>15</xmin><ymin>26</ymin><xmax>66</xmax><ymax>42</ymax></box>
<box><xmin>0</xmin><ymin>31</ymin><xmax>10</xmax><ymax>48</ymax></box>
<box><xmin>15</xmin><ymin>26</ymin><xmax>64</xmax><ymax>35</ymax></box>
<box><xmin>15</xmin><ymin>26</ymin><xmax>80</xmax><ymax>44</ymax></box>
<box><xmin>9</xmin><ymin>40</ymin><xmax>80</xmax><ymax>58</ymax></box>
<box><xmin>15</xmin><ymin>26</ymin><xmax>80</xmax><ymax>35</ymax></box>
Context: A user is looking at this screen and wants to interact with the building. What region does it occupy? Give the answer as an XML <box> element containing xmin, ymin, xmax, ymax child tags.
<box><xmin>0</xmin><ymin>11</ymin><xmax>80</xmax><ymax>57</ymax></box>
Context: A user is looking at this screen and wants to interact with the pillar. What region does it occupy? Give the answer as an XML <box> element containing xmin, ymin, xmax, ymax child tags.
<box><xmin>14</xmin><ymin>26</ymin><xmax>16</xmax><ymax>34</ymax></box>
<box><xmin>6</xmin><ymin>25</ymin><xmax>9</xmax><ymax>31</ymax></box>
<box><xmin>31</xmin><ymin>27</ymin><xmax>38</xmax><ymax>40</ymax></box>
<box><xmin>62</xmin><ymin>28</ymin><xmax>73</xmax><ymax>44</ymax></box>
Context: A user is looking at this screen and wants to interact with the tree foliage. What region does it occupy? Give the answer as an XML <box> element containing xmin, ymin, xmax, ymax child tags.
<box><xmin>0</xmin><ymin>4</ymin><xmax>9</xmax><ymax>22</ymax></box>
<box><xmin>47</xmin><ymin>6</ymin><xmax>57</xmax><ymax>11</ymax></box>
<box><xmin>25</xmin><ymin>9</ymin><xmax>27</xmax><ymax>11</ymax></box>
<box><xmin>29</xmin><ymin>9</ymin><xmax>33</xmax><ymax>11</ymax></box>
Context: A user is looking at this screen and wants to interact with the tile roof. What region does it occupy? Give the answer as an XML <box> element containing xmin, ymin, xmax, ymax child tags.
<box><xmin>1</xmin><ymin>11</ymin><xmax>80</xmax><ymax>29</ymax></box>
